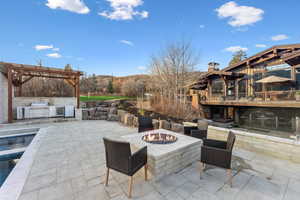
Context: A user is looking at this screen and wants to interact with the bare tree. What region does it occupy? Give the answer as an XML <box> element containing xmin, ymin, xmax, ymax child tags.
<box><xmin>149</xmin><ymin>40</ymin><xmax>199</xmax><ymax>104</ymax></box>
<box><xmin>148</xmin><ymin>40</ymin><xmax>201</xmax><ymax>120</ymax></box>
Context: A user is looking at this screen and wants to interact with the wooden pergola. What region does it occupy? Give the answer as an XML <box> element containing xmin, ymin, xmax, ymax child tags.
<box><xmin>0</xmin><ymin>62</ymin><xmax>83</xmax><ymax>123</ymax></box>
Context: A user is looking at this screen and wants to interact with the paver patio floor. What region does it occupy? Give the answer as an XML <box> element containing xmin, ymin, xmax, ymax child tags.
<box><xmin>7</xmin><ymin>121</ymin><xmax>300</xmax><ymax>200</ymax></box>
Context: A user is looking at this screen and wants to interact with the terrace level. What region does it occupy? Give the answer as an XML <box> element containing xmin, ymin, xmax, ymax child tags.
<box><xmin>0</xmin><ymin>121</ymin><xmax>300</xmax><ymax>200</ymax></box>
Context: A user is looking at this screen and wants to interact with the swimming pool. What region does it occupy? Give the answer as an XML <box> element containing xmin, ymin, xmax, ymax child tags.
<box><xmin>0</xmin><ymin>131</ymin><xmax>37</xmax><ymax>187</ymax></box>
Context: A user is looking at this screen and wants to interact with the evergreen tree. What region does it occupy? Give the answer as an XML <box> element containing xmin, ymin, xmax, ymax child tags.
<box><xmin>64</xmin><ymin>64</ymin><xmax>72</xmax><ymax>71</ymax></box>
<box><xmin>107</xmin><ymin>78</ymin><xmax>114</xmax><ymax>94</ymax></box>
<box><xmin>229</xmin><ymin>50</ymin><xmax>247</xmax><ymax>66</ymax></box>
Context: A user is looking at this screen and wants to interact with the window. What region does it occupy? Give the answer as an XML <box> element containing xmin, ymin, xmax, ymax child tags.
<box><xmin>211</xmin><ymin>79</ymin><xmax>223</xmax><ymax>96</ymax></box>
<box><xmin>253</xmin><ymin>73</ymin><xmax>263</xmax><ymax>92</ymax></box>
<box><xmin>238</xmin><ymin>79</ymin><xmax>247</xmax><ymax>97</ymax></box>
<box><xmin>227</xmin><ymin>80</ymin><xmax>235</xmax><ymax>96</ymax></box>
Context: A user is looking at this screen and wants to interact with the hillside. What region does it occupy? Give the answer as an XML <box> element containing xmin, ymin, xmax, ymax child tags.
<box><xmin>80</xmin><ymin>74</ymin><xmax>151</xmax><ymax>94</ymax></box>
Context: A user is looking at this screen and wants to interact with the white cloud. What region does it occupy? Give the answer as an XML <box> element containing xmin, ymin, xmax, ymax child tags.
<box><xmin>255</xmin><ymin>44</ymin><xmax>267</xmax><ymax>48</ymax></box>
<box><xmin>120</xmin><ymin>40</ymin><xmax>134</xmax><ymax>46</ymax></box>
<box><xmin>99</xmin><ymin>0</ymin><xmax>148</xmax><ymax>20</ymax></box>
<box><xmin>200</xmin><ymin>25</ymin><xmax>205</xmax><ymax>29</ymax></box>
<box><xmin>225</xmin><ymin>46</ymin><xmax>248</xmax><ymax>53</ymax></box>
<box><xmin>47</xmin><ymin>53</ymin><xmax>62</xmax><ymax>58</ymax></box>
<box><xmin>52</xmin><ymin>47</ymin><xmax>60</xmax><ymax>51</ymax></box>
<box><xmin>137</xmin><ymin>66</ymin><xmax>146</xmax><ymax>70</ymax></box>
<box><xmin>271</xmin><ymin>34</ymin><xmax>289</xmax><ymax>41</ymax></box>
<box><xmin>216</xmin><ymin>1</ymin><xmax>264</xmax><ymax>27</ymax></box>
<box><xmin>35</xmin><ymin>45</ymin><xmax>54</xmax><ymax>51</ymax></box>
<box><xmin>46</xmin><ymin>0</ymin><xmax>90</xmax><ymax>14</ymax></box>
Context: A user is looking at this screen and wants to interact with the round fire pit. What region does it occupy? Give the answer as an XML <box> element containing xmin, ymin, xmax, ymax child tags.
<box><xmin>142</xmin><ymin>133</ymin><xmax>177</xmax><ymax>144</ymax></box>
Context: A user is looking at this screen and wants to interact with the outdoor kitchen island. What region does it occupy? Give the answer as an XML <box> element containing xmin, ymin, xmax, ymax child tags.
<box><xmin>122</xmin><ymin>129</ymin><xmax>202</xmax><ymax>181</ymax></box>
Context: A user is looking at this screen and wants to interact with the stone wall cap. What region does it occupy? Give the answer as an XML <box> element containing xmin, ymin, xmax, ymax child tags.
<box><xmin>208</xmin><ymin>126</ymin><xmax>299</xmax><ymax>146</ymax></box>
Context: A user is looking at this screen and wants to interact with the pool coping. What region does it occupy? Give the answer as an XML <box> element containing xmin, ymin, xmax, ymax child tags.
<box><xmin>0</xmin><ymin>127</ymin><xmax>47</xmax><ymax>200</ymax></box>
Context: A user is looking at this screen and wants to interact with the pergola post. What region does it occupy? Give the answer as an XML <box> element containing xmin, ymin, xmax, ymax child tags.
<box><xmin>18</xmin><ymin>75</ymin><xmax>22</xmax><ymax>97</ymax></box>
<box><xmin>7</xmin><ymin>66</ymin><xmax>13</xmax><ymax>123</ymax></box>
<box><xmin>76</xmin><ymin>76</ymin><xmax>80</xmax><ymax>109</ymax></box>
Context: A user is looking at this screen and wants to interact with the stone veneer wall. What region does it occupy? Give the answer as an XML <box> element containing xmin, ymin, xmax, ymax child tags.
<box><xmin>208</xmin><ymin>126</ymin><xmax>300</xmax><ymax>163</ymax></box>
<box><xmin>0</xmin><ymin>73</ymin><xmax>8</xmax><ymax>123</ymax></box>
<box><xmin>13</xmin><ymin>97</ymin><xmax>76</xmax><ymax>108</ymax></box>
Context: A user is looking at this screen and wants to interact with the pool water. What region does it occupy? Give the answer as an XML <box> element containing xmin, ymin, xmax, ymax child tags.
<box><xmin>0</xmin><ymin>133</ymin><xmax>36</xmax><ymax>187</ymax></box>
<box><xmin>0</xmin><ymin>158</ymin><xmax>20</xmax><ymax>186</ymax></box>
<box><xmin>0</xmin><ymin>134</ymin><xmax>35</xmax><ymax>151</ymax></box>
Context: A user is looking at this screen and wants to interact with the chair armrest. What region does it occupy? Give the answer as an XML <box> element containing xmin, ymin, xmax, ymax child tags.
<box><xmin>201</xmin><ymin>145</ymin><xmax>232</xmax><ymax>169</ymax></box>
<box><xmin>130</xmin><ymin>146</ymin><xmax>147</xmax><ymax>172</ymax></box>
<box><xmin>203</xmin><ymin>139</ymin><xmax>227</xmax><ymax>149</ymax></box>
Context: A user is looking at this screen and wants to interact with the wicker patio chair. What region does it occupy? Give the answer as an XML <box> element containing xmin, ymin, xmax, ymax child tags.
<box><xmin>200</xmin><ymin>131</ymin><xmax>236</xmax><ymax>187</ymax></box>
<box><xmin>138</xmin><ymin>116</ymin><xmax>154</xmax><ymax>133</ymax></box>
<box><xmin>190</xmin><ymin>129</ymin><xmax>207</xmax><ymax>140</ymax></box>
<box><xmin>184</xmin><ymin>126</ymin><xmax>199</xmax><ymax>136</ymax></box>
<box><xmin>103</xmin><ymin>138</ymin><xmax>148</xmax><ymax>198</ymax></box>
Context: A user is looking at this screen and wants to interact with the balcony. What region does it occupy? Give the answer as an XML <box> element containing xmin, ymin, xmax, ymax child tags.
<box><xmin>199</xmin><ymin>90</ymin><xmax>300</xmax><ymax>108</ymax></box>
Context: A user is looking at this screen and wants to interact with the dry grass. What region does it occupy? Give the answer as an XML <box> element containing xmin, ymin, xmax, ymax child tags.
<box><xmin>150</xmin><ymin>96</ymin><xmax>203</xmax><ymax>121</ymax></box>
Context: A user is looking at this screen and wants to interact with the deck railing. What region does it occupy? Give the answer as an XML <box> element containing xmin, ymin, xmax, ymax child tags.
<box><xmin>200</xmin><ymin>90</ymin><xmax>299</xmax><ymax>104</ymax></box>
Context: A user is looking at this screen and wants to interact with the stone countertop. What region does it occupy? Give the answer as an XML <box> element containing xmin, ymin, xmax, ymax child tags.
<box><xmin>122</xmin><ymin>129</ymin><xmax>202</xmax><ymax>160</ymax></box>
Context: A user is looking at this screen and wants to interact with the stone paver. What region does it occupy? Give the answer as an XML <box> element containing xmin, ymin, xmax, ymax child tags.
<box><xmin>5</xmin><ymin>120</ymin><xmax>299</xmax><ymax>200</ymax></box>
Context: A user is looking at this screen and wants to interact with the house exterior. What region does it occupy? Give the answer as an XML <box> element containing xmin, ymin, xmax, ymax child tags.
<box><xmin>190</xmin><ymin>44</ymin><xmax>300</xmax><ymax>136</ymax></box>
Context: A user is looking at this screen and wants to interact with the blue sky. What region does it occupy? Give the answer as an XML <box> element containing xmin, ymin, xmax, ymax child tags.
<box><xmin>0</xmin><ymin>0</ymin><xmax>300</xmax><ymax>76</ymax></box>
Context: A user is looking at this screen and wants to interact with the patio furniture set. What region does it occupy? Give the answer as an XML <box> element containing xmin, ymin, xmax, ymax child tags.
<box><xmin>103</xmin><ymin>117</ymin><xmax>236</xmax><ymax>198</ymax></box>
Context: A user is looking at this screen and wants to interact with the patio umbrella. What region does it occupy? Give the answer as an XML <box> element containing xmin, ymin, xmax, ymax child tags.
<box><xmin>256</xmin><ymin>75</ymin><xmax>292</xmax><ymax>83</ymax></box>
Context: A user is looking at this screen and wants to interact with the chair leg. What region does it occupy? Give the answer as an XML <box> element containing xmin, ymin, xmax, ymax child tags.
<box><xmin>105</xmin><ymin>168</ymin><xmax>109</xmax><ymax>186</ymax></box>
<box><xmin>144</xmin><ymin>164</ymin><xmax>148</xmax><ymax>181</ymax></box>
<box><xmin>227</xmin><ymin>169</ymin><xmax>232</xmax><ymax>187</ymax></box>
<box><xmin>128</xmin><ymin>176</ymin><xmax>133</xmax><ymax>198</ymax></box>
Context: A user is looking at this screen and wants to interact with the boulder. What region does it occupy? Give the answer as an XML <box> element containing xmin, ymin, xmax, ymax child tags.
<box><xmin>82</xmin><ymin>109</ymin><xmax>89</xmax><ymax>120</ymax></box>
<box><xmin>117</xmin><ymin>110</ymin><xmax>127</xmax><ymax>123</ymax></box>
<box><xmin>152</xmin><ymin>119</ymin><xmax>159</xmax><ymax>129</ymax></box>
<box><xmin>98</xmin><ymin>115</ymin><xmax>107</xmax><ymax>120</ymax></box>
<box><xmin>124</xmin><ymin>114</ymin><xmax>134</xmax><ymax>126</ymax></box>
<box><xmin>133</xmin><ymin>116</ymin><xmax>139</xmax><ymax>127</ymax></box>
<box><xmin>94</xmin><ymin>111</ymin><xmax>107</xmax><ymax>118</ymax></box>
<box><xmin>109</xmin><ymin>107</ymin><xmax>118</xmax><ymax>115</ymax></box>
<box><xmin>171</xmin><ymin>123</ymin><xmax>184</xmax><ymax>133</ymax></box>
<box><xmin>96</xmin><ymin>107</ymin><xmax>110</xmax><ymax>112</ymax></box>
<box><xmin>111</xmin><ymin>102</ymin><xmax>119</xmax><ymax>107</ymax></box>
<box><xmin>107</xmin><ymin>114</ymin><xmax>120</xmax><ymax>121</ymax></box>
<box><xmin>159</xmin><ymin>120</ymin><xmax>171</xmax><ymax>130</ymax></box>
<box><xmin>197</xmin><ymin>120</ymin><xmax>208</xmax><ymax>130</ymax></box>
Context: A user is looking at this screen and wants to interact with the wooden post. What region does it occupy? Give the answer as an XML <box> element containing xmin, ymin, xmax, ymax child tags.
<box><xmin>76</xmin><ymin>76</ymin><xmax>80</xmax><ymax>109</ymax></box>
<box><xmin>18</xmin><ymin>75</ymin><xmax>22</xmax><ymax>97</ymax></box>
<box><xmin>291</xmin><ymin>65</ymin><xmax>296</xmax><ymax>81</ymax></box>
<box><xmin>222</xmin><ymin>76</ymin><xmax>227</xmax><ymax>97</ymax></box>
<box><xmin>7</xmin><ymin>67</ymin><xmax>13</xmax><ymax>123</ymax></box>
<box><xmin>235</xmin><ymin>79</ymin><xmax>239</xmax><ymax>100</ymax></box>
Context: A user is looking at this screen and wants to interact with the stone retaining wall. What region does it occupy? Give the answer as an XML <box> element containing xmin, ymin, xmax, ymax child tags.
<box><xmin>208</xmin><ymin>126</ymin><xmax>300</xmax><ymax>163</ymax></box>
<box><xmin>82</xmin><ymin>106</ymin><xmax>300</xmax><ymax>163</ymax></box>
